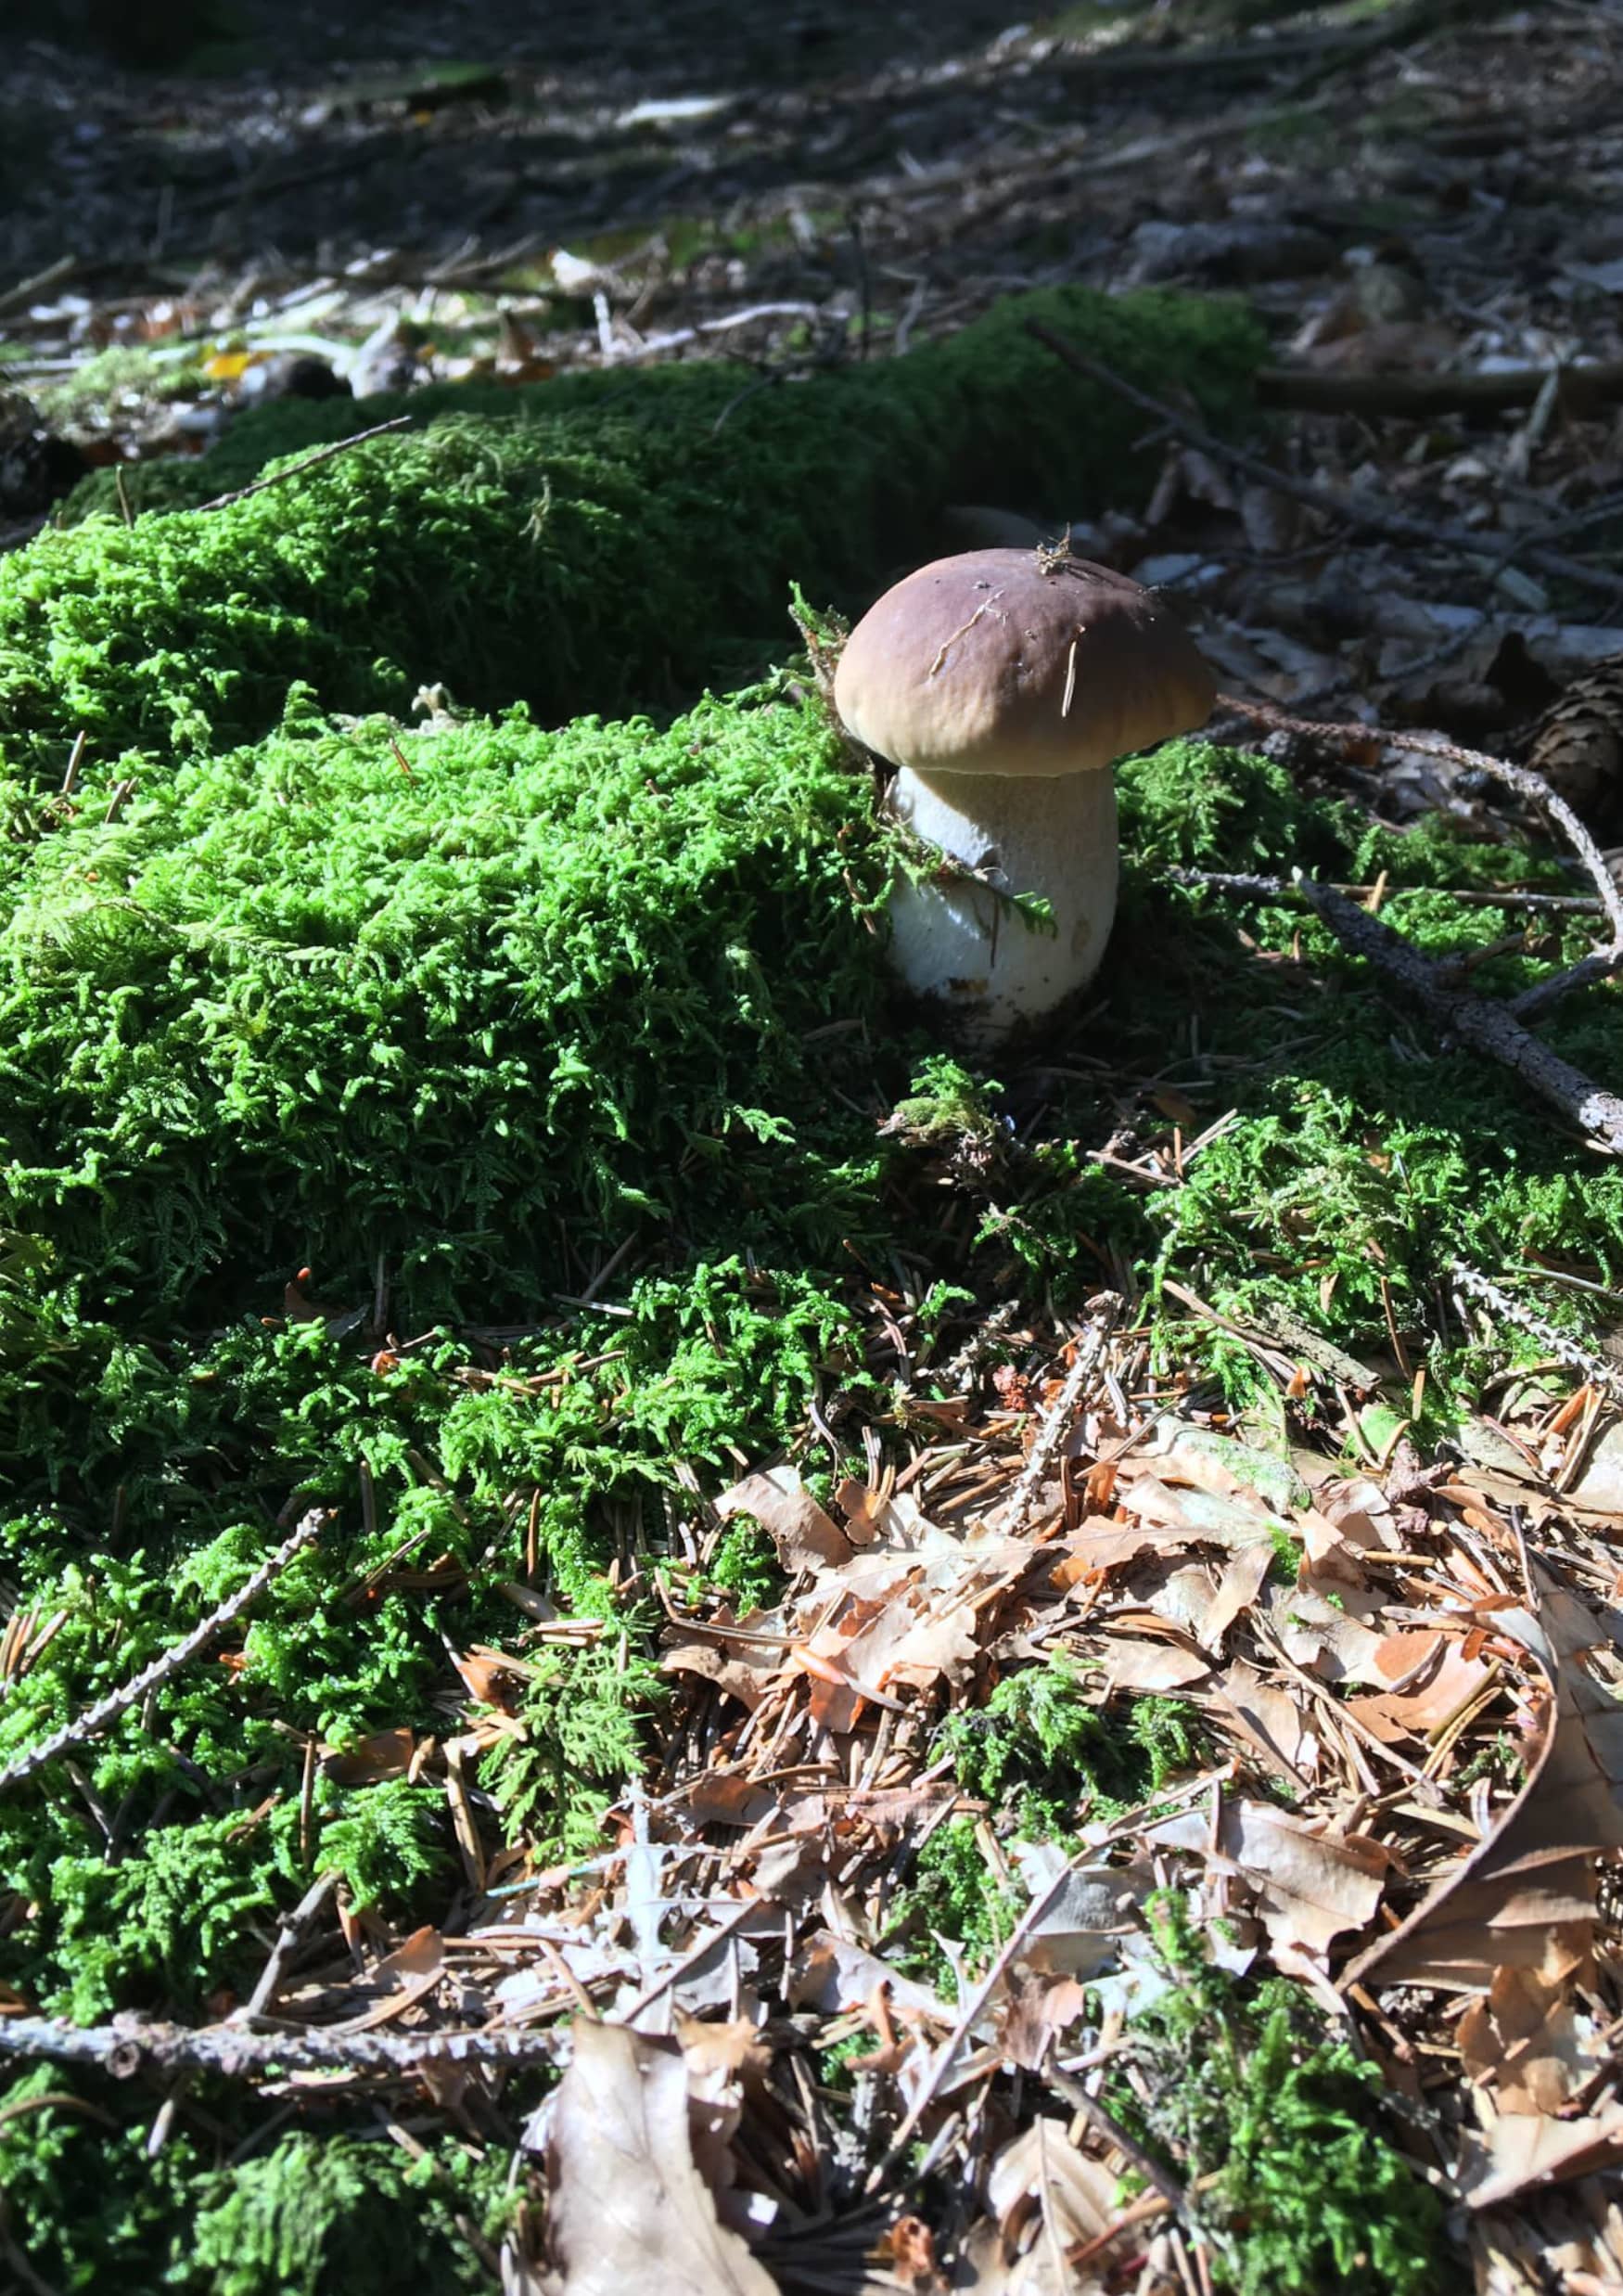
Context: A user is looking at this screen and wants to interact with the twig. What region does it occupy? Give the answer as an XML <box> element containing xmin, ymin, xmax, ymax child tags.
<box><xmin>1261</xmin><ymin>873</ymin><xmax>1623</xmax><ymax>1148</ymax></box>
<box><xmin>0</xmin><ymin>253</ymin><xmax>80</xmax><ymax>317</ymax></box>
<box><xmin>0</xmin><ymin>1511</ymin><xmax>327</xmax><ymax>1793</ymax></box>
<box><xmin>1024</xmin><ymin>322</ymin><xmax>1623</xmax><ymax>605</ymax></box>
<box><xmin>1171</xmin><ymin>870</ymin><xmax>1606</xmax><ymax>918</ymax></box>
<box><xmin>1213</xmin><ymin>691</ymin><xmax>1623</xmax><ymax>953</ymax></box>
<box><xmin>239</xmin><ymin>1870</ymin><xmax>339</xmax><ymax>2023</ymax></box>
<box><xmin>1450</xmin><ymin>1262</ymin><xmax>1623</xmax><ymax>1407</ymax></box>
<box><xmin>190</xmin><ymin>418</ymin><xmax>414</xmax><ymax>517</ymax></box>
<box><xmin>0</xmin><ymin>2011</ymin><xmax>567</xmax><ymax>2079</ymax></box>
<box><xmin>1508</xmin><ymin>946</ymin><xmax>1623</xmax><ymax>1022</ymax></box>
<box><xmin>1256</xmin><ymin>362</ymin><xmax>1623</xmax><ymax>421</ymax></box>
<box><xmin>1005</xmin><ymin>1294</ymin><xmax>1122</xmax><ymax>1533</ymax></box>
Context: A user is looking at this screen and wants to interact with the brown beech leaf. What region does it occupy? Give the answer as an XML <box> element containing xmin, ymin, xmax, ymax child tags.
<box><xmin>1345</xmin><ymin>1581</ymin><xmax>1623</xmax><ymax>1993</ymax></box>
<box><xmin>1146</xmin><ymin>1800</ymin><xmax>1388</xmax><ymax>1959</ymax></box>
<box><xmin>1098</xmin><ymin>1634</ymin><xmax>1211</xmax><ymax>1694</ymax></box>
<box><xmin>1458</xmin><ymin>1963</ymin><xmax>1590</xmax><ymax>2115</ymax></box>
<box><xmin>546</xmin><ymin>2020</ymin><xmax>774</xmax><ymax>2296</ymax></box>
<box><xmin>659</xmin><ymin>1631</ymin><xmax>784</xmax><ymax>1711</ymax></box>
<box><xmin>1461</xmin><ymin>2101</ymin><xmax>1623</xmax><ymax>2212</ymax></box>
<box><xmin>716</xmin><ymin>1466</ymin><xmax>850</xmax><ymax>1571</ymax></box>
<box><xmin>1345</xmin><ymin>1633</ymin><xmax>1497</xmax><ymax>1745</ymax></box>
<box><xmin>958</xmin><ymin>2116</ymin><xmax>1120</xmax><ymax>2293</ymax></box>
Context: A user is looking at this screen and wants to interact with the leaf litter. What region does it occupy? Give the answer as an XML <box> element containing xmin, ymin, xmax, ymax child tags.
<box><xmin>9</xmin><ymin>1293</ymin><xmax>1621</xmax><ymax>2290</ymax></box>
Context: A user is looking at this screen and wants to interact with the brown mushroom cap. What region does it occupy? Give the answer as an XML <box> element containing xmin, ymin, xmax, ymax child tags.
<box><xmin>834</xmin><ymin>549</ymin><xmax>1215</xmax><ymax>780</ymax></box>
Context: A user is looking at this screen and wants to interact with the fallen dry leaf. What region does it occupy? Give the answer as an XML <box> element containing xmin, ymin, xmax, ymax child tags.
<box><xmin>546</xmin><ymin>2020</ymin><xmax>775</xmax><ymax>2296</ymax></box>
<box><xmin>1346</xmin><ymin>1580</ymin><xmax>1623</xmax><ymax>1992</ymax></box>
<box><xmin>1459</xmin><ymin>1963</ymin><xmax>1591</xmax><ymax>2115</ymax></box>
<box><xmin>958</xmin><ymin>2116</ymin><xmax>1119</xmax><ymax>2293</ymax></box>
<box><xmin>715</xmin><ymin>1465</ymin><xmax>851</xmax><ymax>1571</ymax></box>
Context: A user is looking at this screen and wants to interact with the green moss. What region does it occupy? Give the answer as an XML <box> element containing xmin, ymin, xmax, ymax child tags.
<box><xmin>937</xmin><ymin>1657</ymin><xmax>1208</xmax><ymax>1837</ymax></box>
<box><xmin>0</xmin><ymin>687</ymin><xmax>888</xmax><ymax>1326</ymax></box>
<box><xmin>892</xmin><ymin>1816</ymin><xmax>1017</xmax><ymax>1993</ymax></box>
<box><xmin>706</xmin><ymin>1520</ymin><xmax>785</xmax><ymax>1612</ymax></box>
<box><xmin>14</xmin><ymin>286</ymin><xmax>1262</xmax><ymax>790</ymax></box>
<box><xmin>1106</xmin><ymin>1900</ymin><xmax>1451</xmax><ymax>2295</ymax></box>
<box><xmin>0</xmin><ymin>2072</ymin><xmax>510</xmax><ymax>2294</ymax></box>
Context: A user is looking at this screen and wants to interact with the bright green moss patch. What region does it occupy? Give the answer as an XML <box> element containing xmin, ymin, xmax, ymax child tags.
<box><xmin>0</xmin><ymin>2069</ymin><xmax>513</xmax><ymax>2295</ymax></box>
<box><xmin>9</xmin><ymin>286</ymin><xmax>1262</xmax><ymax>791</ymax></box>
<box><xmin>936</xmin><ymin>1655</ymin><xmax>1208</xmax><ymax>1838</ymax></box>
<box><xmin>1106</xmin><ymin>1902</ymin><xmax>1450</xmax><ymax>2296</ymax></box>
<box><xmin>0</xmin><ymin>686</ymin><xmax>888</xmax><ymax>1325</ymax></box>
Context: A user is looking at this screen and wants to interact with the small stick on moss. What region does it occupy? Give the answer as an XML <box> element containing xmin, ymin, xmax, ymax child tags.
<box><xmin>190</xmin><ymin>417</ymin><xmax>415</xmax><ymax>517</ymax></box>
<box><xmin>1213</xmin><ymin>690</ymin><xmax>1623</xmax><ymax>955</ymax></box>
<box><xmin>1024</xmin><ymin>320</ymin><xmax>1623</xmax><ymax>603</ymax></box>
<box><xmin>0</xmin><ymin>1510</ymin><xmax>327</xmax><ymax>1794</ymax></box>
<box><xmin>1175</xmin><ymin>867</ymin><xmax>1623</xmax><ymax>1148</ymax></box>
<box><xmin>239</xmin><ymin>1870</ymin><xmax>341</xmax><ymax>2022</ymax></box>
<box><xmin>1450</xmin><ymin>1262</ymin><xmax>1623</xmax><ymax>1407</ymax></box>
<box><xmin>0</xmin><ymin>2009</ymin><xmax>567</xmax><ymax>2079</ymax></box>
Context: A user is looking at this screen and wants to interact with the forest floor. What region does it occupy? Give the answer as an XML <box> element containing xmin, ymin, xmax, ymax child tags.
<box><xmin>5</xmin><ymin>3</ymin><xmax>1623</xmax><ymax>2294</ymax></box>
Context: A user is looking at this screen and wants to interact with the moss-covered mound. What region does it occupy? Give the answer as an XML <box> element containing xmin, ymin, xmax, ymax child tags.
<box><xmin>5</xmin><ymin>286</ymin><xmax>1260</xmax><ymax>790</ymax></box>
<box><xmin>1</xmin><ymin>686</ymin><xmax>888</xmax><ymax>1330</ymax></box>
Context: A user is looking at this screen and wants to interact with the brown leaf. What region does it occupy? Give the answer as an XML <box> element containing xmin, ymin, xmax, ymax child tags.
<box><xmin>1345</xmin><ymin>1634</ymin><xmax>1497</xmax><ymax>1745</ymax></box>
<box><xmin>546</xmin><ymin>2021</ymin><xmax>775</xmax><ymax>2296</ymax></box>
<box><xmin>962</xmin><ymin>2116</ymin><xmax>1119</xmax><ymax>2293</ymax></box>
<box><xmin>1459</xmin><ymin>1964</ymin><xmax>1590</xmax><ymax>2115</ymax></box>
<box><xmin>1098</xmin><ymin>1635</ymin><xmax>1211</xmax><ymax>1694</ymax></box>
<box><xmin>320</xmin><ymin>1725</ymin><xmax>415</xmax><ymax>1785</ymax></box>
<box><xmin>1461</xmin><ymin>2102</ymin><xmax>1623</xmax><ymax>2212</ymax></box>
<box><xmin>996</xmin><ymin>1972</ymin><xmax>1095</xmax><ymax>2071</ymax></box>
<box><xmin>1145</xmin><ymin>1800</ymin><xmax>1388</xmax><ymax>1960</ymax></box>
<box><xmin>1207</xmin><ymin>1660</ymin><xmax>1318</xmax><ymax>1787</ymax></box>
<box><xmin>716</xmin><ymin>1466</ymin><xmax>850</xmax><ymax>1571</ymax></box>
<box><xmin>659</xmin><ymin>1635</ymin><xmax>781</xmax><ymax>1711</ymax></box>
<box><xmin>1345</xmin><ymin>1582</ymin><xmax>1623</xmax><ymax>1992</ymax></box>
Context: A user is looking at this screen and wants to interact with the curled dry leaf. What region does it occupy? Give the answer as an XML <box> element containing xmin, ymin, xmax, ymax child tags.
<box><xmin>545</xmin><ymin>2020</ymin><xmax>775</xmax><ymax>2296</ymax></box>
<box><xmin>1345</xmin><ymin>1581</ymin><xmax>1623</xmax><ymax>1992</ymax></box>
<box><xmin>715</xmin><ymin>1465</ymin><xmax>851</xmax><ymax>1571</ymax></box>
<box><xmin>958</xmin><ymin>2116</ymin><xmax>1119</xmax><ymax>2295</ymax></box>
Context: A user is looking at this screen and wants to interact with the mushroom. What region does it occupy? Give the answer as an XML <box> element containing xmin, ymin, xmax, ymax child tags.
<box><xmin>834</xmin><ymin>547</ymin><xmax>1215</xmax><ymax>1046</ymax></box>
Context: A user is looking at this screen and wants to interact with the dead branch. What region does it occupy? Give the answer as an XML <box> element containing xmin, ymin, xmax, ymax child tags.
<box><xmin>1024</xmin><ymin>322</ymin><xmax>1623</xmax><ymax>604</ymax></box>
<box><xmin>190</xmin><ymin>417</ymin><xmax>414</xmax><ymax>517</ymax></box>
<box><xmin>1256</xmin><ymin>361</ymin><xmax>1623</xmax><ymax>420</ymax></box>
<box><xmin>1177</xmin><ymin>866</ymin><xmax>1623</xmax><ymax>1149</ymax></box>
<box><xmin>1214</xmin><ymin>691</ymin><xmax>1623</xmax><ymax>954</ymax></box>
<box><xmin>1450</xmin><ymin>1262</ymin><xmax>1623</xmax><ymax>1407</ymax></box>
<box><xmin>0</xmin><ymin>1510</ymin><xmax>327</xmax><ymax>1793</ymax></box>
<box><xmin>1004</xmin><ymin>1293</ymin><xmax>1121</xmax><ymax>1534</ymax></box>
<box><xmin>0</xmin><ymin>2010</ymin><xmax>566</xmax><ymax>2079</ymax></box>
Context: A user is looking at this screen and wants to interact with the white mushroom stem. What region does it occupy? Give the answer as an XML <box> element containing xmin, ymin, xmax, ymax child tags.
<box><xmin>884</xmin><ymin>763</ymin><xmax>1118</xmax><ymax>1047</ymax></box>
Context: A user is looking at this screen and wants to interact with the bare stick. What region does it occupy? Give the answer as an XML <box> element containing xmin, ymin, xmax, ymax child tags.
<box><xmin>1025</xmin><ymin>322</ymin><xmax>1623</xmax><ymax>605</ymax></box>
<box><xmin>191</xmin><ymin>418</ymin><xmax>414</xmax><ymax>517</ymax></box>
<box><xmin>0</xmin><ymin>1511</ymin><xmax>327</xmax><ymax>1793</ymax></box>
<box><xmin>1005</xmin><ymin>1293</ymin><xmax>1121</xmax><ymax>1534</ymax></box>
<box><xmin>1450</xmin><ymin>1262</ymin><xmax>1623</xmax><ymax>1407</ymax></box>
<box><xmin>239</xmin><ymin>1870</ymin><xmax>339</xmax><ymax>2023</ymax></box>
<box><xmin>0</xmin><ymin>2010</ymin><xmax>566</xmax><ymax>2079</ymax></box>
<box><xmin>1175</xmin><ymin>866</ymin><xmax>1623</xmax><ymax>1145</ymax></box>
<box><xmin>1256</xmin><ymin>362</ymin><xmax>1623</xmax><ymax>421</ymax></box>
<box><xmin>1214</xmin><ymin>690</ymin><xmax>1623</xmax><ymax>953</ymax></box>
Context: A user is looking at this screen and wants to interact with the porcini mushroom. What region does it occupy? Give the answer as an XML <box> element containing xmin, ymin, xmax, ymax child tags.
<box><xmin>834</xmin><ymin>548</ymin><xmax>1214</xmax><ymax>1045</ymax></box>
